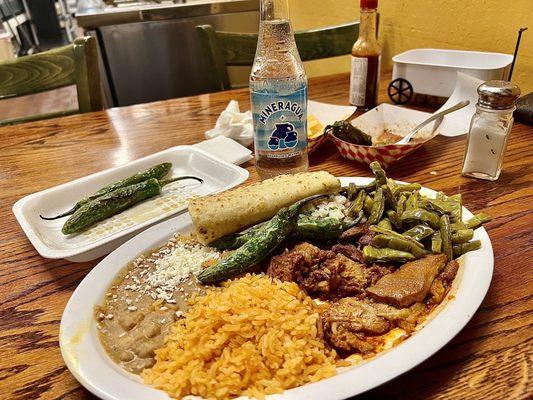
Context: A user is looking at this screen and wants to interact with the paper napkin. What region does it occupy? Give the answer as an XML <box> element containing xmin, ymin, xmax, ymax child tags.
<box><xmin>205</xmin><ymin>100</ymin><xmax>254</xmax><ymax>147</ymax></box>
<box><xmin>194</xmin><ymin>136</ymin><xmax>253</xmax><ymax>166</ymax></box>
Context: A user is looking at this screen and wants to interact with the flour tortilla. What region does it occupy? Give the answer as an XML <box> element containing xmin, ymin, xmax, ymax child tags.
<box><xmin>188</xmin><ymin>171</ymin><xmax>341</xmax><ymax>244</ymax></box>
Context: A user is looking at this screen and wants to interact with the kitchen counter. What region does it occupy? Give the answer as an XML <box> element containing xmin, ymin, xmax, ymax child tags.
<box><xmin>76</xmin><ymin>0</ymin><xmax>259</xmax><ymax>28</ymax></box>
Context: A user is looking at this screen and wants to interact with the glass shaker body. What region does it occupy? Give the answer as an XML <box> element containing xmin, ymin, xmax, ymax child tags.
<box><xmin>461</xmin><ymin>105</ymin><xmax>515</xmax><ymax>181</ymax></box>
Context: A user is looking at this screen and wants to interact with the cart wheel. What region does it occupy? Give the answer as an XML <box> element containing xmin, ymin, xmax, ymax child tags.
<box><xmin>388</xmin><ymin>78</ymin><xmax>413</xmax><ymax>104</ymax></box>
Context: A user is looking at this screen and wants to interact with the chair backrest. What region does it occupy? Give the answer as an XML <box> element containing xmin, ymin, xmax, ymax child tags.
<box><xmin>0</xmin><ymin>36</ymin><xmax>103</xmax><ymax>126</ymax></box>
<box><xmin>196</xmin><ymin>22</ymin><xmax>360</xmax><ymax>91</ymax></box>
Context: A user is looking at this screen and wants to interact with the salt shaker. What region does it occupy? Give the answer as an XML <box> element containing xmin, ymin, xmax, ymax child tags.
<box><xmin>461</xmin><ymin>80</ymin><xmax>521</xmax><ymax>181</ymax></box>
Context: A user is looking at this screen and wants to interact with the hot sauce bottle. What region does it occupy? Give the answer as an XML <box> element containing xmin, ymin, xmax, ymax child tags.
<box><xmin>349</xmin><ymin>0</ymin><xmax>381</xmax><ymax>110</ymax></box>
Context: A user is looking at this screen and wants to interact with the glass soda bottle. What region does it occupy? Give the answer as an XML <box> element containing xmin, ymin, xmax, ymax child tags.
<box><xmin>250</xmin><ymin>0</ymin><xmax>309</xmax><ymax>180</ymax></box>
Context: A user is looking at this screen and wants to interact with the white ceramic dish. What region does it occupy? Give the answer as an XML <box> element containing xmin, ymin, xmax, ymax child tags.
<box><xmin>60</xmin><ymin>177</ymin><xmax>493</xmax><ymax>400</ymax></box>
<box><xmin>13</xmin><ymin>146</ymin><xmax>249</xmax><ymax>262</ymax></box>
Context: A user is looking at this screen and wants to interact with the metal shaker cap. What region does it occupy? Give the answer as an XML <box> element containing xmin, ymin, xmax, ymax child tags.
<box><xmin>477</xmin><ymin>80</ymin><xmax>521</xmax><ymax>110</ymax></box>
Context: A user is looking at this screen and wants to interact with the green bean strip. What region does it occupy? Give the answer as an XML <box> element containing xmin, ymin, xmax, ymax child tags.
<box><xmin>431</xmin><ymin>232</ymin><xmax>442</xmax><ymax>254</ymax></box>
<box><xmin>363</xmin><ymin>195</ymin><xmax>374</xmax><ymax>215</ymax></box>
<box><xmin>421</xmin><ymin>198</ymin><xmax>452</xmax><ymax>215</ymax></box>
<box><xmin>346</xmin><ymin>182</ymin><xmax>357</xmax><ymax>200</ymax></box>
<box><xmin>381</xmin><ymin>184</ymin><xmax>398</xmax><ymax>212</ymax></box>
<box><xmin>347</xmin><ymin>190</ymin><xmax>366</xmax><ymax>217</ymax></box>
<box><xmin>463</xmin><ymin>213</ymin><xmax>492</xmax><ymax>230</ymax></box>
<box><xmin>372</xmin><ymin>234</ymin><xmax>428</xmax><ymax>258</ymax></box>
<box><xmin>452</xmin><ymin>229</ymin><xmax>474</xmax><ymax>244</ymax></box>
<box><xmin>453</xmin><ymin>240</ymin><xmax>482</xmax><ymax>257</ymax></box>
<box><xmin>363</xmin><ymin>245</ymin><xmax>416</xmax><ymax>263</ymax></box>
<box><xmin>401</xmin><ymin>208</ymin><xmax>440</xmax><ymax>229</ymax></box>
<box><xmin>449</xmin><ymin>199</ymin><xmax>462</xmax><ymax>223</ymax></box>
<box><xmin>405</xmin><ymin>191</ymin><xmax>420</xmax><ymax>210</ymax></box>
<box><xmin>386</xmin><ymin>209</ymin><xmax>402</xmax><ymax>230</ymax></box>
<box><xmin>369</xmin><ymin>161</ymin><xmax>388</xmax><ymax>186</ymax></box>
<box><xmin>61</xmin><ymin>176</ymin><xmax>202</xmax><ymax>234</ymax></box>
<box><xmin>41</xmin><ymin>162</ymin><xmax>173</xmax><ymax>220</ymax></box>
<box><xmin>377</xmin><ymin>218</ymin><xmax>392</xmax><ymax>230</ymax></box>
<box><xmin>386</xmin><ymin>178</ymin><xmax>399</xmax><ymax>194</ymax></box>
<box><xmin>395</xmin><ymin>183</ymin><xmax>422</xmax><ymax>194</ymax></box>
<box><xmin>198</xmin><ymin>195</ymin><xmax>326</xmax><ymax>284</ymax></box>
<box><xmin>370</xmin><ymin>225</ymin><xmax>426</xmax><ymax>250</ymax></box>
<box><xmin>367</xmin><ymin>187</ymin><xmax>385</xmax><ymax>225</ymax></box>
<box><xmin>439</xmin><ymin>214</ymin><xmax>453</xmax><ymax>260</ymax></box>
<box><xmin>351</xmin><ymin>180</ymin><xmax>376</xmax><ymax>192</ymax></box>
<box><xmin>397</xmin><ymin>194</ymin><xmax>407</xmax><ymax>216</ymax></box>
<box><xmin>402</xmin><ymin>225</ymin><xmax>434</xmax><ymax>241</ymax></box>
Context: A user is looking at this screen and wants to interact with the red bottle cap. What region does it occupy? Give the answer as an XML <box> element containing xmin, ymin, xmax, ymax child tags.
<box><xmin>361</xmin><ymin>0</ymin><xmax>378</xmax><ymax>9</ymax></box>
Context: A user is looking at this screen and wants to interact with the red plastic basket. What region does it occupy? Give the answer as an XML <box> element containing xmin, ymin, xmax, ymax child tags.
<box><xmin>329</xmin><ymin>134</ymin><xmax>424</xmax><ymax>168</ymax></box>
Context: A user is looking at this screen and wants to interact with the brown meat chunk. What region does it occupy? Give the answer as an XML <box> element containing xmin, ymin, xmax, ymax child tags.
<box><xmin>301</xmin><ymin>253</ymin><xmax>392</xmax><ymax>298</ymax></box>
<box><xmin>301</xmin><ymin>254</ymin><xmax>368</xmax><ymax>297</ymax></box>
<box><xmin>339</xmin><ymin>225</ymin><xmax>368</xmax><ymax>241</ymax></box>
<box><xmin>366</xmin><ymin>254</ymin><xmax>448</xmax><ymax>308</ymax></box>
<box><xmin>439</xmin><ymin>259</ymin><xmax>460</xmax><ymax>282</ymax></box>
<box><xmin>267</xmin><ymin>242</ymin><xmax>334</xmax><ymax>282</ymax></box>
<box><xmin>331</xmin><ymin>243</ymin><xmax>365</xmax><ymax>263</ymax></box>
<box><xmin>322</xmin><ymin>298</ymin><xmax>410</xmax><ymax>353</ymax></box>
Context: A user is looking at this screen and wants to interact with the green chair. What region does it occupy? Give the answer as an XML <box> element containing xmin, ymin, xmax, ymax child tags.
<box><xmin>0</xmin><ymin>36</ymin><xmax>103</xmax><ymax>126</ymax></box>
<box><xmin>196</xmin><ymin>22</ymin><xmax>360</xmax><ymax>91</ymax></box>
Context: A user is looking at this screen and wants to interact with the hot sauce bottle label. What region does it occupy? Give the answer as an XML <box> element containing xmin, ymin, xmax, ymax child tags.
<box><xmin>350</xmin><ymin>56</ymin><xmax>368</xmax><ymax>106</ymax></box>
<box><xmin>251</xmin><ymin>87</ymin><xmax>308</xmax><ymax>159</ymax></box>
<box><xmin>350</xmin><ymin>55</ymin><xmax>381</xmax><ymax>107</ymax></box>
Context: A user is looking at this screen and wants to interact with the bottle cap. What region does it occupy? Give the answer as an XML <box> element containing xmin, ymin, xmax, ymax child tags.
<box><xmin>477</xmin><ymin>80</ymin><xmax>521</xmax><ymax>110</ymax></box>
<box><xmin>361</xmin><ymin>0</ymin><xmax>378</xmax><ymax>9</ymax></box>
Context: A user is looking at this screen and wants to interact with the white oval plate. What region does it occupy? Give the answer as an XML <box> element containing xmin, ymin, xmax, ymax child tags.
<box><xmin>60</xmin><ymin>177</ymin><xmax>493</xmax><ymax>400</ymax></box>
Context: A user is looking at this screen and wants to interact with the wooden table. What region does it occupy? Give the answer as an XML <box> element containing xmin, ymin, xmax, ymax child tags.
<box><xmin>1</xmin><ymin>73</ymin><xmax>531</xmax><ymax>400</ymax></box>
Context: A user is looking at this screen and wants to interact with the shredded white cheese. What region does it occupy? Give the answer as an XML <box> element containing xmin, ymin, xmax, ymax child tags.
<box><xmin>303</xmin><ymin>195</ymin><xmax>353</xmax><ymax>221</ymax></box>
<box><xmin>142</xmin><ymin>241</ymin><xmax>219</xmax><ymax>302</ymax></box>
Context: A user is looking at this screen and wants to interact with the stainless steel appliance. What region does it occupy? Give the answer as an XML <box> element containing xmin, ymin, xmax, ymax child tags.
<box><xmin>77</xmin><ymin>0</ymin><xmax>259</xmax><ymax>107</ymax></box>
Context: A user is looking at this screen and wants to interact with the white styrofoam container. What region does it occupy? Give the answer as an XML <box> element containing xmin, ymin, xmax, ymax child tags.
<box><xmin>392</xmin><ymin>49</ymin><xmax>513</xmax><ymax>98</ymax></box>
<box><xmin>12</xmin><ymin>146</ymin><xmax>249</xmax><ymax>262</ymax></box>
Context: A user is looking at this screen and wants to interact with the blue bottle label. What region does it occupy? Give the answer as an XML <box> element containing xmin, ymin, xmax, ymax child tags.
<box><xmin>251</xmin><ymin>87</ymin><xmax>307</xmax><ymax>158</ymax></box>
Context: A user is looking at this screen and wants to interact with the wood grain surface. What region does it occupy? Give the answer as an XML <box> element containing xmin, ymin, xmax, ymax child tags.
<box><xmin>0</xmin><ymin>73</ymin><xmax>531</xmax><ymax>400</ymax></box>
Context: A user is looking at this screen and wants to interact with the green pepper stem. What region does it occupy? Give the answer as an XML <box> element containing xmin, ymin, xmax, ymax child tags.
<box><xmin>40</xmin><ymin>206</ymin><xmax>77</xmax><ymax>220</ymax></box>
<box><xmin>159</xmin><ymin>176</ymin><xmax>203</xmax><ymax>186</ymax></box>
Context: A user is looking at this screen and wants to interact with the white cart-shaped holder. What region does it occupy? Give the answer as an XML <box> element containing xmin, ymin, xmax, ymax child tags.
<box><xmin>388</xmin><ymin>49</ymin><xmax>513</xmax><ymax>104</ymax></box>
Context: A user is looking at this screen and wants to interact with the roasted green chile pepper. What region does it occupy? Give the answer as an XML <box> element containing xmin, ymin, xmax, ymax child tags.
<box><xmin>209</xmin><ymin>222</ymin><xmax>266</xmax><ymax>250</ymax></box>
<box><xmin>326</xmin><ymin>120</ymin><xmax>372</xmax><ymax>145</ymax></box>
<box><xmin>62</xmin><ymin>175</ymin><xmax>202</xmax><ymax>234</ymax></box>
<box><xmin>295</xmin><ymin>213</ymin><xmax>363</xmax><ymax>241</ymax></box>
<box><xmin>42</xmin><ymin>163</ymin><xmax>173</xmax><ymax>220</ymax></box>
<box><xmin>197</xmin><ymin>195</ymin><xmax>327</xmax><ymax>284</ymax></box>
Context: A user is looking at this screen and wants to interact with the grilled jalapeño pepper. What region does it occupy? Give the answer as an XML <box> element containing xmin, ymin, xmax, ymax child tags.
<box><xmin>42</xmin><ymin>162</ymin><xmax>173</xmax><ymax>220</ymax></box>
<box><xmin>62</xmin><ymin>175</ymin><xmax>202</xmax><ymax>235</ymax></box>
<box><xmin>197</xmin><ymin>194</ymin><xmax>327</xmax><ymax>284</ymax></box>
